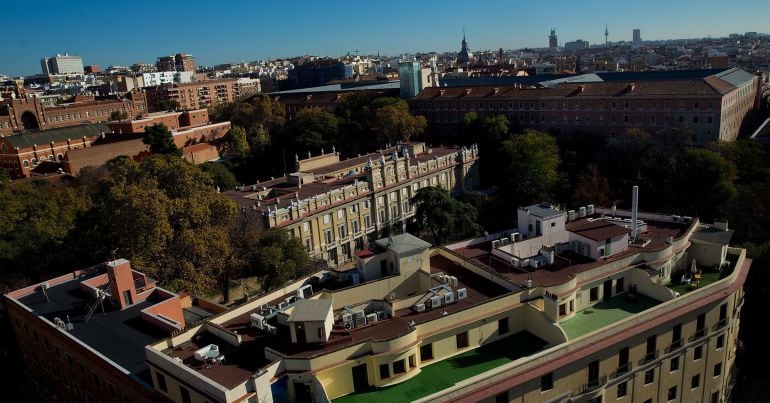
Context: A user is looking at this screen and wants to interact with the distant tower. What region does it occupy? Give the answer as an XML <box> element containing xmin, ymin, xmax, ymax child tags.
<box><xmin>457</xmin><ymin>29</ymin><xmax>473</xmax><ymax>68</ymax></box>
<box><xmin>549</xmin><ymin>29</ymin><xmax>558</xmax><ymax>48</ymax></box>
<box><xmin>633</xmin><ymin>28</ymin><xmax>642</xmax><ymax>45</ymax></box>
<box><xmin>605</xmin><ymin>25</ymin><xmax>609</xmax><ymax>47</ymax></box>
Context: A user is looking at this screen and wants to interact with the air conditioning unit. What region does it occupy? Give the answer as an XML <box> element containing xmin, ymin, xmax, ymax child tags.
<box><xmin>568</xmin><ymin>210</ymin><xmax>576</xmax><ymax>221</ymax></box>
<box><xmin>672</xmin><ymin>215</ymin><xmax>681</xmax><ymax>222</ymax></box>
<box><xmin>353</xmin><ymin>310</ymin><xmax>365</xmax><ymax>320</ymax></box>
<box><xmin>683</xmin><ymin>216</ymin><xmax>692</xmax><ymax>223</ymax></box>
<box><xmin>510</xmin><ymin>232</ymin><xmax>521</xmax><ymax>242</ymax></box>
<box><xmin>491</xmin><ymin>239</ymin><xmax>501</xmax><ymax>249</ymax></box>
<box><xmin>586</xmin><ymin>204</ymin><xmax>595</xmax><ymax>215</ymax></box>
<box><xmin>579</xmin><ymin>206</ymin><xmax>587</xmax><ymax>217</ymax></box>
<box><xmin>377</xmin><ymin>311</ymin><xmax>386</xmax><ymax>320</ymax></box>
<box><xmin>414</xmin><ymin>303</ymin><xmax>426</xmax><ymax>312</ymax></box>
<box><xmin>571</xmin><ymin>240</ymin><xmax>580</xmax><ymax>252</ymax></box>
<box><xmin>354</xmin><ymin>316</ymin><xmax>366</xmax><ymax>327</ymax></box>
<box><xmin>278</xmin><ymin>302</ymin><xmax>287</xmax><ymax>310</ymax></box>
<box><xmin>342</xmin><ymin>312</ymin><xmax>353</xmax><ymax>323</ymax></box>
<box><xmin>429</xmin><ymin>295</ymin><xmax>442</xmax><ymax>308</ymax></box>
<box><xmin>366</xmin><ymin>313</ymin><xmax>378</xmax><ymax>324</ymax></box>
<box><xmin>444</xmin><ymin>293</ymin><xmax>455</xmax><ymax>304</ymax></box>
<box><xmin>343</xmin><ymin>321</ymin><xmax>354</xmax><ymax>330</ymax></box>
<box><xmin>297</xmin><ymin>284</ymin><xmax>313</xmax><ymax>299</ymax></box>
<box><xmin>449</xmin><ymin>276</ymin><xmax>459</xmax><ymax>287</ymax></box>
<box><xmin>457</xmin><ymin>288</ymin><xmax>468</xmax><ymax>300</ymax></box>
<box><xmin>264</xmin><ymin>324</ymin><xmax>277</xmax><ymax>335</ymax></box>
<box><xmin>250</xmin><ymin>313</ymin><xmax>265</xmax><ymax>329</ymax></box>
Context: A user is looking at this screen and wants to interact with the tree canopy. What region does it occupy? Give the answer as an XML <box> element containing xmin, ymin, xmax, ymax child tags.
<box><xmin>411</xmin><ymin>186</ymin><xmax>481</xmax><ymax>245</ymax></box>
<box><xmin>143</xmin><ymin>123</ymin><xmax>182</xmax><ymax>157</ymax></box>
<box><xmin>500</xmin><ymin>129</ymin><xmax>561</xmax><ymax>205</ymax></box>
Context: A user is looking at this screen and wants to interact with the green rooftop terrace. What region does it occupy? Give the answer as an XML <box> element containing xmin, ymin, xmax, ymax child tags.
<box><xmin>560</xmin><ymin>294</ymin><xmax>662</xmax><ymax>340</ymax></box>
<box><xmin>333</xmin><ymin>331</ymin><xmax>547</xmax><ymax>403</ymax></box>
<box><xmin>668</xmin><ymin>253</ymin><xmax>738</xmax><ymax>296</ymax></box>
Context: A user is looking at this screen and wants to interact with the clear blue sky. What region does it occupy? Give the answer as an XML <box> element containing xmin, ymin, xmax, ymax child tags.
<box><xmin>2</xmin><ymin>0</ymin><xmax>768</xmax><ymax>76</ymax></box>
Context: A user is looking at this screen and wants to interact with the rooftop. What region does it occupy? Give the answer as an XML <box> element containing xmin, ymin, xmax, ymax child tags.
<box><xmin>3</xmin><ymin>123</ymin><xmax>110</xmax><ymax>148</ymax></box>
<box><xmin>333</xmin><ymin>331</ymin><xmax>547</xmax><ymax>403</ymax></box>
<box><xmin>374</xmin><ymin>233</ymin><xmax>432</xmax><ymax>256</ymax></box>
<box><xmin>559</xmin><ymin>293</ymin><xmax>662</xmax><ymax>339</ymax></box>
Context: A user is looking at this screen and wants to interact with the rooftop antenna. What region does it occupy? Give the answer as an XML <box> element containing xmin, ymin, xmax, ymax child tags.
<box><xmin>631</xmin><ymin>185</ymin><xmax>639</xmax><ymax>241</ymax></box>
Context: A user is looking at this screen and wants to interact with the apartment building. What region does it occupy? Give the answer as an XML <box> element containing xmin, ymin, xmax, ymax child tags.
<box><xmin>223</xmin><ymin>142</ymin><xmax>480</xmax><ymax>267</ymax></box>
<box><xmin>142</xmin><ymin>199</ymin><xmax>749</xmax><ymax>403</ymax></box>
<box><xmin>145</xmin><ymin>78</ymin><xmax>260</xmax><ymax>112</ymax></box>
<box><xmin>411</xmin><ymin>67</ymin><xmax>759</xmax><ymax>143</ymax></box>
<box><xmin>4</xmin><ymin>259</ymin><xmax>227</xmax><ymax>403</ymax></box>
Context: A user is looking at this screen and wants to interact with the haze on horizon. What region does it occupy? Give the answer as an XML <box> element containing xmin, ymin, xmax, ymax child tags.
<box><xmin>2</xmin><ymin>0</ymin><xmax>769</xmax><ymax>76</ymax></box>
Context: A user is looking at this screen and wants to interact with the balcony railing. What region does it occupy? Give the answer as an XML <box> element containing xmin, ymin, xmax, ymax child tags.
<box><xmin>613</xmin><ymin>363</ymin><xmax>631</xmax><ymax>378</ymax></box>
<box><xmin>666</xmin><ymin>339</ymin><xmax>683</xmax><ymax>353</ymax></box>
<box><xmin>713</xmin><ymin>318</ymin><xmax>728</xmax><ymax>331</ymax></box>
<box><xmin>689</xmin><ymin>328</ymin><xmax>708</xmax><ymax>342</ymax></box>
<box><xmin>575</xmin><ymin>374</ymin><xmax>608</xmax><ymax>396</ymax></box>
<box><xmin>639</xmin><ymin>350</ymin><xmax>659</xmax><ymax>365</ymax></box>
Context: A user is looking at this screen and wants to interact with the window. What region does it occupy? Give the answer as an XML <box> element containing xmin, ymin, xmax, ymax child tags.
<box><xmin>498</xmin><ymin>318</ymin><xmax>509</xmax><ymax>334</ymax></box>
<box><xmin>694</xmin><ymin>101</ymin><xmax>700</xmax><ymax>109</ymax></box>
<box><xmin>92</xmin><ymin>372</ymin><xmax>101</xmax><ymax>387</ymax></box>
<box><xmin>711</xmin><ymin>391</ymin><xmax>720</xmax><ymax>403</ymax></box>
<box><xmin>691</xmin><ymin>374</ymin><xmax>700</xmax><ymax>389</ymax></box>
<box><xmin>616</xmin><ymin>277</ymin><xmax>624</xmax><ymax>293</ymax></box>
<box><xmin>719</xmin><ymin>303</ymin><xmax>728</xmax><ymax>323</ymax></box>
<box><xmin>379</xmin><ymin>363</ymin><xmax>390</xmax><ymax>379</ymax></box>
<box><xmin>670</xmin><ymin>356</ymin><xmax>680</xmax><ymax>372</ymax></box>
<box><xmin>156</xmin><ymin>372</ymin><xmax>167</xmax><ymax>392</ymax></box>
<box><xmin>420</xmin><ymin>344</ymin><xmax>433</xmax><ymax>361</ymax></box>
<box><xmin>180</xmin><ymin>386</ymin><xmax>191</xmax><ymax>403</ymax></box>
<box><xmin>678</xmin><ymin>116</ymin><xmax>684</xmax><ymax>123</ymax></box>
<box><xmin>393</xmin><ymin>359</ymin><xmax>406</xmax><ymax>375</ymax></box>
<box><xmin>323</xmin><ymin>214</ymin><xmax>330</xmax><ymax>224</ymax></box>
<box><xmin>618</xmin><ymin>347</ymin><xmax>629</xmax><ymax>373</ymax></box>
<box><xmin>617</xmin><ymin>381</ymin><xmax>627</xmax><ymax>398</ymax></box>
<box><xmin>495</xmin><ymin>391</ymin><xmax>509</xmax><ymax>403</ymax></box>
<box><xmin>644</xmin><ymin>369</ymin><xmax>655</xmax><ymax>384</ymax></box>
<box><xmin>714</xmin><ymin>362</ymin><xmax>722</xmax><ymax>377</ymax></box>
<box><xmin>559</xmin><ymin>303</ymin><xmax>567</xmax><ymax>316</ymax></box>
<box><xmin>694</xmin><ymin>345</ymin><xmax>703</xmax><ymax>360</ymax></box>
<box><xmin>338</xmin><ymin>224</ymin><xmax>346</xmax><ymax>238</ymax></box>
<box><xmin>541</xmin><ymin>373</ymin><xmax>553</xmax><ymax>391</ymax></box>
<box><xmin>590</xmin><ymin>287</ymin><xmax>599</xmax><ymax>302</ymax></box>
<box><xmin>302</xmin><ymin>222</ymin><xmax>309</xmax><ymax>232</ymax></box>
<box><xmin>456</xmin><ymin>331</ymin><xmax>469</xmax><ymax>349</ymax></box>
<box><xmin>408</xmin><ymin>354</ymin><xmax>416</xmax><ymax>368</ymax></box>
<box><xmin>672</xmin><ymin>324</ymin><xmax>682</xmax><ymax>348</ymax></box>
<box><xmin>324</xmin><ymin>229</ymin><xmax>333</xmax><ymax>244</ymax></box>
<box><xmin>668</xmin><ymin>386</ymin><xmax>677</xmax><ymax>400</ymax></box>
<box><xmin>337</xmin><ymin>209</ymin><xmax>345</xmax><ymax>219</ymax></box>
<box><xmin>693</xmin><ymin>116</ymin><xmax>699</xmax><ymax>123</ymax></box>
<box><xmin>66</xmin><ymin>353</ymin><xmax>74</xmax><ymax>368</ymax></box>
<box><xmin>717</xmin><ymin>335</ymin><xmax>725</xmax><ymax>349</ymax></box>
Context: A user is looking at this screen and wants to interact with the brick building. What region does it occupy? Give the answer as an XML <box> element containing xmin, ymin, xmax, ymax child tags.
<box><xmin>270</xmin><ymin>85</ymin><xmax>399</xmax><ymax>119</ymax></box>
<box><xmin>145</xmin><ymin>78</ymin><xmax>260</xmax><ymax>112</ymax></box>
<box><xmin>0</xmin><ymin>89</ymin><xmax>146</xmax><ymax>136</ymax></box>
<box><xmin>5</xmin><ymin>259</ymin><xmax>227</xmax><ymax>403</ymax></box>
<box><xmin>411</xmin><ymin>68</ymin><xmax>759</xmax><ymax>143</ymax></box>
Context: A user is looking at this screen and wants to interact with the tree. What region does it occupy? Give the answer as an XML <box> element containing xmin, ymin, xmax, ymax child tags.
<box><xmin>222</xmin><ymin>125</ymin><xmax>250</xmax><ymax>159</ymax></box>
<box><xmin>279</xmin><ymin>107</ymin><xmax>338</xmax><ymax>152</ymax></box>
<box><xmin>253</xmin><ymin>228</ymin><xmax>311</xmax><ymax>291</ymax></box>
<box><xmin>411</xmin><ymin>187</ymin><xmax>481</xmax><ymax>245</ymax></box>
<box><xmin>572</xmin><ymin>164</ymin><xmax>612</xmax><ymax>206</ymax></box>
<box><xmin>109</xmin><ymin>110</ymin><xmax>129</xmax><ymax>121</ymax></box>
<box><xmin>673</xmin><ymin>148</ymin><xmax>736</xmax><ymax>220</ymax></box>
<box><xmin>500</xmin><ymin>130</ymin><xmax>560</xmax><ymax>205</ymax></box>
<box><xmin>201</xmin><ymin>162</ymin><xmax>238</xmax><ymax>190</ymax></box>
<box><xmin>143</xmin><ymin>123</ymin><xmax>182</xmax><ymax>157</ymax></box>
<box><xmin>459</xmin><ymin>113</ymin><xmax>510</xmax><ymax>185</ymax></box>
<box><xmin>157</xmin><ymin>99</ymin><xmax>179</xmax><ymax>111</ymax></box>
<box><xmin>73</xmin><ymin>156</ymin><xmax>237</xmax><ymax>294</ymax></box>
<box><xmin>371</xmin><ymin>101</ymin><xmax>427</xmax><ymax>144</ymax></box>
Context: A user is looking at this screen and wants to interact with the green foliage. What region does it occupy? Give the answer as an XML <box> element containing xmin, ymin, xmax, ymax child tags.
<box><xmin>143</xmin><ymin>123</ymin><xmax>182</xmax><ymax>157</ymax></box>
<box><xmin>109</xmin><ymin>110</ymin><xmax>129</xmax><ymax>121</ymax></box>
<box><xmin>201</xmin><ymin>162</ymin><xmax>238</xmax><ymax>191</ymax></box>
<box><xmin>372</xmin><ymin>101</ymin><xmax>427</xmax><ymax>144</ymax></box>
<box><xmin>500</xmin><ymin>130</ymin><xmax>561</xmax><ymax>205</ymax></box>
<box><xmin>674</xmin><ymin>148</ymin><xmax>736</xmax><ymax>220</ymax></box>
<box><xmin>157</xmin><ymin>99</ymin><xmax>179</xmax><ymax>111</ymax></box>
<box><xmin>253</xmin><ymin>228</ymin><xmax>311</xmax><ymax>291</ymax></box>
<box><xmin>223</xmin><ymin>125</ymin><xmax>250</xmax><ymax>159</ymax></box>
<box><xmin>279</xmin><ymin>107</ymin><xmax>339</xmax><ymax>151</ymax></box>
<box><xmin>411</xmin><ymin>187</ymin><xmax>481</xmax><ymax>245</ymax></box>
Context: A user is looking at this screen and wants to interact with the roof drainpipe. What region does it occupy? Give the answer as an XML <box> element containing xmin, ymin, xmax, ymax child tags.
<box><xmin>631</xmin><ymin>185</ymin><xmax>639</xmax><ymax>241</ymax></box>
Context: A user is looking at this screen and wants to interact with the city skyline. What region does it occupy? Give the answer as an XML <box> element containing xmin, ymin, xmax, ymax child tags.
<box><xmin>2</xmin><ymin>0</ymin><xmax>770</xmax><ymax>76</ymax></box>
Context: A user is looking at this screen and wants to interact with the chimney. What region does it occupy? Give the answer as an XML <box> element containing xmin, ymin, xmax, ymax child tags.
<box><xmin>106</xmin><ymin>259</ymin><xmax>137</xmax><ymax>310</ymax></box>
<box><xmin>631</xmin><ymin>186</ymin><xmax>639</xmax><ymax>240</ymax></box>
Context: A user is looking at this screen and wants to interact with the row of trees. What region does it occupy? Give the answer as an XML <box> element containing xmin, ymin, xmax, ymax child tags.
<box><xmin>211</xmin><ymin>93</ymin><xmax>427</xmax><ymax>183</ymax></box>
<box><xmin>0</xmin><ymin>156</ymin><xmax>311</xmax><ymax>302</ymax></box>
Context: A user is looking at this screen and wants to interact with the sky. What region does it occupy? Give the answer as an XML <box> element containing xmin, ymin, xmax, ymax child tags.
<box><xmin>2</xmin><ymin>0</ymin><xmax>769</xmax><ymax>77</ymax></box>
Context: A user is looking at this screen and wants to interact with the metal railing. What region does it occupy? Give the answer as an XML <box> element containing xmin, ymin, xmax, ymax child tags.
<box><xmin>613</xmin><ymin>363</ymin><xmax>631</xmax><ymax>378</ymax></box>
<box><xmin>689</xmin><ymin>328</ymin><xmax>708</xmax><ymax>342</ymax></box>
<box><xmin>666</xmin><ymin>338</ymin><xmax>683</xmax><ymax>353</ymax></box>
<box><xmin>575</xmin><ymin>374</ymin><xmax>608</xmax><ymax>396</ymax></box>
<box><xmin>639</xmin><ymin>350</ymin><xmax>659</xmax><ymax>365</ymax></box>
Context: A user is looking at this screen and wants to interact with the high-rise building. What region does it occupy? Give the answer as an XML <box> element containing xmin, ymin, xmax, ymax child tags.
<box><xmin>633</xmin><ymin>28</ymin><xmax>642</xmax><ymax>45</ymax></box>
<box><xmin>564</xmin><ymin>39</ymin><xmax>590</xmax><ymax>52</ymax></box>
<box><xmin>549</xmin><ymin>28</ymin><xmax>558</xmax><ymax>48</ymax></box>
<box><xmin>155</xmin><ymin>53</ymin><xmax>196</xmax><ymax>72</ymax></box>
<box><xmin>40</xmin><ymin>54</ymin><xmax>84</xmax><ymax>75</ymax></box>
<box><xmin>398</xmin><ymin>61</ymin><xmax>421</xmax><ymax>98</ymax></box>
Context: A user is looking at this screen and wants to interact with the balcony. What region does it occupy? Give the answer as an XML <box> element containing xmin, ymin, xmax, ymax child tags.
<box><xmin>665</xmin><ymin>339</ymin><xmax>683</xmax><ymax>353</ymax></box>
<box><xmin>613</xmin><ymin>363</ymin><xmax>632</xmax><ymax>378</ymax></box>
<box><xmin>639</xmin><ymin>350</ymin><xmax>659</xmax><ymax>365</ymax></box>
<box><xmin>559</xmin><ymin>293</ymin><xmax>662</xmax><ymax>340</ymax></box>
<box><xmin>575</xmin><ymin>374</ymin><xmax>608</xmax><ymax>396</ymax></box>
<box><xmin>689</xmin><ymin>328</ymin><xmax>708</xmax><ymax>342</ymax></box>
<box><xmin>713</xmin><ymin>318</ymin><xmax>728</xmax><ymax>331</ymax></box>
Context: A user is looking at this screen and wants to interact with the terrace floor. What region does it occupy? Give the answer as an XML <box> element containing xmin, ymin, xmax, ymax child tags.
<box><xmin>333</xmin><ymin>331</ymin><xmax>547</xmax><ymax>403</ymax></box>
<box><xmin>559</xmin><ymin>293</ymin><xmax>662</xmax><ymax>340</ymax></box>
<box><xmin>667</xmin><ymin>253</ymin><xmax>738</xmax><ymax>296</ymax></box>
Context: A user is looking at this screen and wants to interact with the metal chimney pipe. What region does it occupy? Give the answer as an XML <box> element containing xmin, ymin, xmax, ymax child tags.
<box><xmin>631</xmin><ymin>186</ymin><xmax>639</xmax><ymax>240</ymax></box>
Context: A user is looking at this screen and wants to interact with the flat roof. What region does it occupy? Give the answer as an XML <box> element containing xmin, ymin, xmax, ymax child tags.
<box><xmin>288</xmin><ymin>299</ymin><xmax>332</xmax><ymax>322</ymax></box>
<box><xmin>567</xmin><ymin>219</ymin><xmax>631</xmax><ymax>241</ymax></box>
<box><xmin>15</xmin><ymin>271</ymin><xmax>168</xmax><ymax>374</ymax></box>
<box><xmin>375</xmin><ymin>233</ymin><xmax>432</xmax><ymax>255</ymax></box>
<box><xmin>522</xmin><ymin>203</ymin><xmax>563</xmax><ymax>219</ymax></box>
<box><xmin>691</xmin><ymin>227</ymin><xmax>735</xmax><ymax>245</ymax></box>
